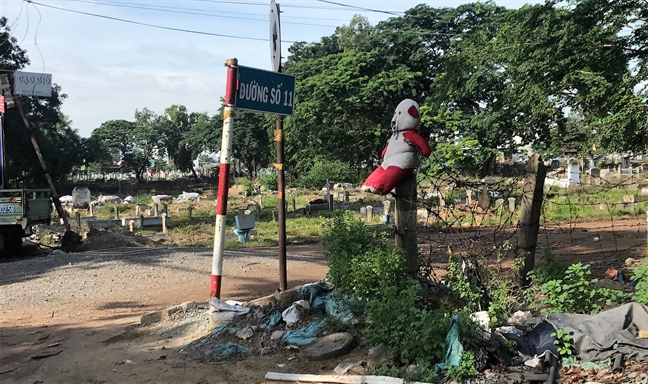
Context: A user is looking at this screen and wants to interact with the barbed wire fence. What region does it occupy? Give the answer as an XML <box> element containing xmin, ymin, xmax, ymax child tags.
<box><xmin>402</xmin><ymin>154</ymin><xmax>648</xmax><ymax>287</ymax></box>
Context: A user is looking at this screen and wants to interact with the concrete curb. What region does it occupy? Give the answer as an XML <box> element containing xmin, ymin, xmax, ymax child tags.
<box><xmin>140</xmin><ymin>301</ymin><xmax>196</xmax><ymax>326</ymax></box>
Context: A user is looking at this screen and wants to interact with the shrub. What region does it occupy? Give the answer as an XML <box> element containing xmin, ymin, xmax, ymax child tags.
<box><xmin>322</xmin><ymin>210</ymin><xmax>484</xmax><ymax>382</ymax></box>
<box><xmin>364</xmin><ymin>283</ymin><xmax>448</xmax><ymax>363</ymax></box>
<box><xmin>259</xmin><ymin>173</ymin><xmax>278</xmax><ymax>192</ymax></box>
<box><xmin>631</xmin><ymin>260</ymin><xmax>648</xmax><ymax>304</ymax></box>
<box><xmin>540</xmin><ymin>262</ymin><xmax>626</xmax><ymax>314</ymax></box>
<box><xmin>321</xmin><ymin>211</ymin><xmax>380</xmax><ymax>296</ymax></box>
<box><xmin>134</xmin><ymin>194</ymin><xmax>151</xmax><ymax>205</ymax></box>
<box><xmin>238</xmin><ymin>179</ymin><xmax>256</xmax><ymax>196</ymax></box>
<box><xmin>446</xmin><ymin>351</ymin><xmax>479</xmax><ymax>382</ymax></box>
<box><xmin>298</xmin><ymin>158</ymin><xmax>356</xmax><ymax>189</ymax></box>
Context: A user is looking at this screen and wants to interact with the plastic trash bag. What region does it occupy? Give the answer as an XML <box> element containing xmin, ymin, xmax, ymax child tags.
<box><xmin>282</xmin><ymin>300</ymin><xmax>310</xmax><ymax>325</ymax></box>
<box><xmin>434</xmin><ymin>316</ymin><xmax>464</xmax><ymax>375</ymax></box>
<box><xmin>209</xmin><ymin>299</ymin><xmax>250</xmax><ymax>327</ymax></box>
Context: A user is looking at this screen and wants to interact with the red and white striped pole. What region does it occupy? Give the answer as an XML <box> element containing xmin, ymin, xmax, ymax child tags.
<box><xmin>211</xmin><ymin>58</ymin><xmax>238</xmax><ymax>299</ymax></box>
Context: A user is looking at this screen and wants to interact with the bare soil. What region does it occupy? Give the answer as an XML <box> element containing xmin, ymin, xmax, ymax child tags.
<box><xmin>1</xmin><ymin>218</ymin><xmax>647</xmax><ymax>383</ymax></box>
<box><xmin>0</xmin><ymin>243</ymin><xmax>328</xmax><ymax>384</ymax></box>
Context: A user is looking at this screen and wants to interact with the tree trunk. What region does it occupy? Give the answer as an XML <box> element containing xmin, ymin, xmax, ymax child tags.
<box><xmin>480</xmin><ymin>154</ymin><xmax>496</xmax><ymax>178</ymax></box>
<box><xmin>190</xmin><ymin>167</ymin><xmax>199</xmax><ymax>180</ymax></box>
<box><xmin>135</xmin><ymin>168</ymin><xmax>144</xmax><ymax>184</ymax></box>
<box><xmin>247</xmin><ymin>162</ymin><xmax>255</xmax><ymax>180</ymax></box>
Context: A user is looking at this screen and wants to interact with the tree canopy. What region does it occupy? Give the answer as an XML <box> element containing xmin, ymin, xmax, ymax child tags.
<box><xmin>5</xmin><ymin>0</ymin><xmax>648</xmax><ymax>186</ymax></box>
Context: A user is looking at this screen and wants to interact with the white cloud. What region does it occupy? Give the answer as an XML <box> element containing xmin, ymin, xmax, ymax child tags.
<box><xmin>2</xmin><ymin>0</ymin><xmax>541</xmax><ymax>137</ymax></box>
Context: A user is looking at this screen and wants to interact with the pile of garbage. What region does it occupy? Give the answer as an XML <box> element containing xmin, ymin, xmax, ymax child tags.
<box><xmin>461</xmin><ymin>302</ymin><xmax>648</xmax><ymax>384</ymax></box>
<box><xmin>178</xmin><ymin>279</ymin><xmax>648</xmax><ymax>384</ymax></box>
<box><xmin>180</xmin><ymin>281</ymin><xmax>360</xmax><ymax>363</ymax></box>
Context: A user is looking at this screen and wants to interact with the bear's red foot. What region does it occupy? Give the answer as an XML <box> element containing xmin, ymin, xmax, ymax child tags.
<box><xmin>362</xmin><ymin>166</ymin><xmax>414</xmax><ymax>195</ymax></box>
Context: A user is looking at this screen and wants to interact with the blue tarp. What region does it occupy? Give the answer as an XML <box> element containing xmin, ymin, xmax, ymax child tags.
<box><xmin>283</xmin><ymin>321</ymin><xmax>322</xmax><ymax>345</ymax></box>
<box><xmin>434</xmin><ymin>316</ymin><xmax>464</xmax><ymax>375</ymax></box>
<box><xmin>213</xmin><ymin>343</ymin><xmax>251</xmax><ymax>357</ymax></box>
<box><xmin>303</xmin><ymin>283</ymin><xmax>333</xmax><ymax>316</ymax></box>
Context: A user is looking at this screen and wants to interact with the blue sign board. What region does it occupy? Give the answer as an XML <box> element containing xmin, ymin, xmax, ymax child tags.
<box><xmin>235</xmin><ymin>66</ymin><xmax>296</xmax><ymax>116</ymax></box>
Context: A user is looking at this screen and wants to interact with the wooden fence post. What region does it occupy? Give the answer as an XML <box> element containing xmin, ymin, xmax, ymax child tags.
<box><xmin>395</xmin><ymin>173</ymin><xmax>418</xmax><ymax>276</ymax></box>
<box><xmin>518</xmin><ymin>153</ymin><xmax>547</xmax><ymax>286</ymax></box>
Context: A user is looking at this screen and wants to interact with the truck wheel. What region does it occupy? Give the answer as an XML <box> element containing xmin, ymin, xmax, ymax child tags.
<box><xmin>4</xmin><ymin>233</ymin><xmax>23</xmax><ymax>256</ymax></box>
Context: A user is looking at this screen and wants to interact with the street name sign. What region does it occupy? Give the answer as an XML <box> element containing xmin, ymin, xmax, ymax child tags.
<box><xmin>14</xmin><ymin>71</ymin><xmax>52</xmax><ymax>97</ymax></box>
<box><xmin>236</xmin><ymin>65</ymin><xmax>295</xmax><ymax>116</ymax></box>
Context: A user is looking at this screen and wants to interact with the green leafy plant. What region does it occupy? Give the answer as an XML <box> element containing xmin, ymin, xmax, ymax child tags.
<box><xmin>297</xmin><ymin>158</ymin><xmax>357</xmax><ymax>189</ymax></box>
<box><xmin>238</xmin><ymin>179</ymin><xmax>256</xmax><ymax>196</ymax></box>
<box><xmin>320</xmin><ymin>211</ymin><xmax>380</xmax><ymax>296</ymax></box>
<box><xmin>517</xmin><ymin>249</ymin><xmax>568</xmax><ymax>307</ymax></box>
<box><xmin>444</xmin><ymin>257</ymin><xmax>484</xmax><ymax>312</ymax></box>
<box><xmin>631</xmin><ymin>260</ymin><xmax>648</xmax><ymax>304</ymax></box>
<box><xmin>529</xmin><ymin>249</ymin><xmax>568</xmax><ymax>285</ymax></box>
<box><xmin>540</xmin><ymin>262</ymin><xmax>626</xmax><ymax>314</ymax></box>
<box><xmin>551</xmin><ymin>329</ymin><xmax>574</xmax><ymax>357</ymax></box>
<box><xmin>259</xmin><ymin>173</ymin><xmax>278</xmax><ymax>192</ymax></box>
<box><xmin>487</xmin><ymin>281</ymin><xmax>512</xmax><ymax>326</ymax></box>
<box><xmin>445</xmin><ymin>350</ymin><xmax>479</xmax><ymax>382</ymax></box>
<box><xmin>364</xmin><ymin>283</ymin><xmax>448</xmax><ymax>363</ymax></box>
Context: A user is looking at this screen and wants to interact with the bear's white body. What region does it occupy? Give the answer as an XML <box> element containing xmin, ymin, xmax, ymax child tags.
<box><xmin>361</xmin><ymin>99</ymin><xmax>432</xmax><ymax>195</ymax></box>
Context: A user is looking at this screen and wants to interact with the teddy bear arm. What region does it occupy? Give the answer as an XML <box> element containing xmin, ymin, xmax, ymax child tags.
<box><xmin>381</xmin><ymin>142</ymin><xmax>389</xmax><ymax>158</ymax></box>
<box><xmin>403</xmin><ymin>131</ymin><xmax>432</xmax><ymax>157</ymax></box>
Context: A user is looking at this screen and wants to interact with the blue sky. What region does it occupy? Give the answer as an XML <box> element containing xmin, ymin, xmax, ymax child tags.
<box><xmin>1</xmin><ymin>0</ymin><xmax>541</xmax><ymax>137</ymax></box>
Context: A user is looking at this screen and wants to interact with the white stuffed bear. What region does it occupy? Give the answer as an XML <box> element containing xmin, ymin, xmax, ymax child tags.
<box><xmin>361</xmin><ymin>99</ymin><xmax>432</xmax><ymax>195</ymax></box>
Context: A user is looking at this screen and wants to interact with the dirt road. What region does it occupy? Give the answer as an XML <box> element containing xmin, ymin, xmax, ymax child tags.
<box><xmin>2</xmin><ymin>218</ymin><xmax>646</xmax><ymax>384</ymax></box>
<box><xmin>0</xmin><ymin>245</ymin><xmax>327</xmax><ymax>384</ymax></box>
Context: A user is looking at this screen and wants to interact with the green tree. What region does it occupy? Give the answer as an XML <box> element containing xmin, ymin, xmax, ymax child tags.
<box><xmin>158</xmin><ymin>105</ymin><xmax>202</xmax><ymax>177</ymax></box>
<box><xmin>131</xmin><ymin>108</ymin><xmax>165</xmax><ymax>182</ymax></box>
<box><xmin>91</xmin><ymin>110</ymin><xmax>164</xmax><ymax>184</ymax></box>
<box><xmin>1</xmin><ymin>17</ymin><xmax>87</xmax><ymax>186</ymax></box>
<box><xmin>230</xmin><ymin>110</ymin><xmax>272</xmax><ymax>179</ymax></box>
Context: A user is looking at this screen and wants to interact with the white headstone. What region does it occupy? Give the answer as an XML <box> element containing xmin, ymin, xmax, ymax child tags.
<box><xmin>72</xmin><ymin>187</ymin><xmax>91</xmax><ymax>209</ymax></box>
<box><xmin>568</xmin><ymin>163</ymin><xmax>581</xmax><ymax>184</ymax></box>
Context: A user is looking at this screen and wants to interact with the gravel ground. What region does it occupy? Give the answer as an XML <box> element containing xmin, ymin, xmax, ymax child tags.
<box><xmin>0</xmin><ymin>244</ymin><xmax>328</xmax><ymax>384</ymax></box>
<box><xmin>1</xmin><ymin>245</ymin><xmax>328</xmax><ymax>314</ymax></box>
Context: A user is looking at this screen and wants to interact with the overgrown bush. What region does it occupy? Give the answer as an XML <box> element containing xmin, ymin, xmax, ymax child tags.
<box><xmin>444</xmin><ymin>257</ymin><xmax>513</xmax><ymax>326</ymax></box>
<box><xmin>322</xmin><ymin>212</ymin><xmax>411</xmax><ymax>300</ymax></box>
<box><xmin>238</xmin><ymin>179</ymin><xmax>256</xmax><ymax>196</ymax></box>
<box><xmin>321</xmin><ymin>211</ymin><xmax>480</xmax><ymax>381</ymax></box>
<box><xmin>631</xmin><ymin>260</ymin><xmax>648</xmax><ymax>304</ymax></box>
<box><xmin>540</xmin><ymin>262</ymin><xmax>626</xmax><ymax>314</ymax></box>
<box><xmin>364</xmin><ymin>283</ymin><xmax>448</xmax><ymax>363</ymax></box>
<box><xmin>297</xmin><ymin>158</ymin><xmax>357</xmax><ymax>189</ymax></box>
<box><xmin>259</xmin><ymin>173</ymin><xmax>278</xmax><ymax>191</ymax></box>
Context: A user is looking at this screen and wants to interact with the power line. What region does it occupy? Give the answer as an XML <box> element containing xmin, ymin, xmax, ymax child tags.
<box><xmin>61</xmin><ymin>0</ymin><xmax>341</xmax><ymax>28</ymax></box>
<box><xmin>25</xmin><ymin>0</ymin><xmax>298</xmax><ymax>43</ymax></box>
<box><xmin>185</xmin><ymin>0</ymin><xmax>404</xmax><ymax>13</ymax></box>
<box><xmin>313</xmin><ymin>0</ymin><xmax>401</xmax><ymax>16</ymax></box>
<box><xmin>66</xmin><ymin>0</ymin><xmax>362</xmax><ymax>23</ymax></box>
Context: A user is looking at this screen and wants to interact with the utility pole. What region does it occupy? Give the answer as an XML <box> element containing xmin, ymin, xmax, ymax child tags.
<box><xmin>271</xmin><ymin>0</ymin><xmax>287</xmax><ymax>291</ymax></box>
<box><xmin>8</xmin><ymin>72</ymin><xmax>71</xmax><ymax>233</ymax></box>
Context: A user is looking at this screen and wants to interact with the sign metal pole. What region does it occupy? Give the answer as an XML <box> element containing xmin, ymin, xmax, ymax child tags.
<box><xmin>270</xmin><ymin>0</ymin><xmax>288</xmax><ymax>291</ymax></box>
<box><xmin>211</xmin><ymin>58</ymin><xmax>238</xmax><ymax>299</ymax></box>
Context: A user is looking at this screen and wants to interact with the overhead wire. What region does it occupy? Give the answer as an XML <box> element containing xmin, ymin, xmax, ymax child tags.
<box><xmin>18</xmin><ymin>1</ymin><xmax>30</xmax><ymax>46</ymax></box>
<box><xmin>30</xmin><ymin>1</ymin><xmax>46</xmax><ymax>76</ymax></box>
<box><xmin>60</xmin><ymin>0</ymin><xmax>341</xmax><ymax>28</ymax></box>
<box><xmin>58</xmin><ymin>0</ymin><xmax>365</xmax><ymax>23</ymax></box>
<box><xmin>9</xmin><ymin>0</ymin><xmax>25</xmax><ymax>30</ymax></box>
<box><xmin>25</xmin><ymin>0</ymin><xmax>299</xmax><ymax>43</ymax></box>
<box><xmin>185</xmin><ymin>0</ymin><xmax>404</xmax><ymax>13</ymax></box>
<box><xmin>313</xmin><ymin>0</ymin><xmax>401</xmax><ymax>16</ymax></box>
